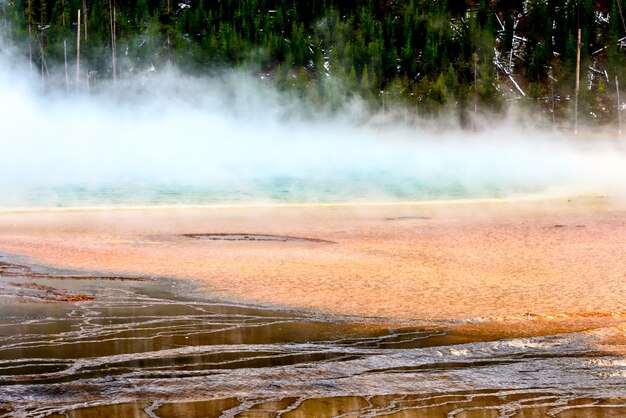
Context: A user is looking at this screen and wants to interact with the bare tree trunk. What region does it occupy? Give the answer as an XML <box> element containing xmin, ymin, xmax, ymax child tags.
<box><xmin>76</xmin><ymin>9</ymin><xmax>81</xmax><ymax>91</ymax></box>
<box><xmin>39</xmin><ymin>1</ymin><xmax>48</xmax><ymax>90</ymax></box>
<box><xmin>163</xmin><ymin>0</ymin><xmax>171</xmax><ymax>52</ymax></box>
<box><xmin>551</xmin><ymin>76</ymin><xmax>555</xmax><ymax>127</ymax></box>
<box><xmin>575</xmin><ymin>28</ymin><xmax>581</xmax><ymax>135</ymax></box>
<box><xmin>0</xmin><ymin>3</ymin><xmax>5</xmax><ymax>48</ymax></box>
<box><xmin>617</xmin><ymin>76</ymin><xmax>622</xmax><ymax>135</ymax></box>
<box><xmin>83</xmin><ymin>0</ymin><xmax>88</xmax><ymax>40</ymax></box>
<box><xmin>39</xmin><ymin>34</ymin><xmax>45</xmax><ymax>89</ymax></box>
<box><xmin>64</xmin><ymin>39</ymin><xmax>69</xmax><ymax>92</ymax></box>
<box><xmin>27</xmin><ymin>0</ymin><xmax>33</xmax><ymax>73</ymax></box>
<box><xmin>509</xmin><ymin>17</ymin><xmax>514</xmax><ymax>73</ymax></box>
<box><xmin>110</xmin><ymin>2</ymin><xmax>117</xmax><ymax>85</ymax></box>
<box><xmin>62</xmin><ymin>0</ymin><xmax>68</xmax><ymax>92</ymax></box>
<box><xmin>114</xmin><ymin>7</ymin><xmax>117</xmax><ymax>75</ymax></box>
<box><xmin>473</xmin><ymin>52</ymin><xmax>478</xmax><ymax>118</ymax></box>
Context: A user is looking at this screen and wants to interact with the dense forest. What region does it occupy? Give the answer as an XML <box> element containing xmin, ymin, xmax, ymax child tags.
<box><xmin>1</xmin><ymin>0</ymin><xmax>626</xmax><ymax>126</ymax></box>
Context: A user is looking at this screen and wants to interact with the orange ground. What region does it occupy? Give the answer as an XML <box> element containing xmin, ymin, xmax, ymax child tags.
<box><xmin>0</xmin><ymin>196</ymin><xmax>624</xmax><ymax>322</ymax></box>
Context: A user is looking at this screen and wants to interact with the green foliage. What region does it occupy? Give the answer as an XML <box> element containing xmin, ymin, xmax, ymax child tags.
<box><xmin>2</xmin><ymin>0</ymin><xmax>625</xmax><ymax>121</ymax></box>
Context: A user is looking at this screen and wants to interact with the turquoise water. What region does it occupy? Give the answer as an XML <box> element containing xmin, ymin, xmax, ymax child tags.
<box><xmin>4</xmin><ymin>176</ymin><xmax>540</xmax><ymax>208</ymax></box>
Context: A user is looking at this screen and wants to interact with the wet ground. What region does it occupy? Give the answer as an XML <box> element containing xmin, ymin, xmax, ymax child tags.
<box><xmin>0</xmin><ymin>254</ymin><xmax>625</xmax><ymax>417</ymax></box>
<box><xmin>181</xmin><ymin>233</ymin><xmax>333</xmax><ymax>243</ymax></box>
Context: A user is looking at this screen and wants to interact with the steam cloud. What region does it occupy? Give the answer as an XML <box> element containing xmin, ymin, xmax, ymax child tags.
<box><xmin>1</xmin><ymin>48</ymin><xmax>625</xmax><ymax>208</ymax></box>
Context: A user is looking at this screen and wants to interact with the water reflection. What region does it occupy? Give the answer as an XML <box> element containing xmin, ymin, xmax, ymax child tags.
<box><xmin>0</xmin><ymin>256</ymin><xmax>624</xmax><ymax>417</ymax></box>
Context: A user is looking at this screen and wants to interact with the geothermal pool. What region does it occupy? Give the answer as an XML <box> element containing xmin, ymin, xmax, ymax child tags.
<box><xmin>2</xmin><ymin>39</ymin><xmax>626</xmax><ymax>417</ymax></box>
<box><xmin>0</xmin><ymin>179</ymin><xmax>533</xmax><ymax>210</ymax></box>
<box><xmin>1</xmin><ymin>254</ymin><xmax>625</xmax><ymax>418</ymax></box>
<box><xmin>2</xmin><ymin>69</ymin><xmax>626</xmax><ymax>415</ymax></box>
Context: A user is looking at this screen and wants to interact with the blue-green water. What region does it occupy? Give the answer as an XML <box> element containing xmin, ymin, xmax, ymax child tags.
<box><xmin>2</xmin><ymin>50</ymin><xmax>624</xmax><ymax>210</ymax></box>
<box><xmin>4</xmin><ymin>177</ymin><xmax>539</xmax><ymax>208</ymax></box>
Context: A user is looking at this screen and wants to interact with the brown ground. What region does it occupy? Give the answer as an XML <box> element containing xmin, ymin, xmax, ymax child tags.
<box><xmin>0</xmin><ymin>196</ymin><xmax>624</xmax><ymax>324</ymax></box>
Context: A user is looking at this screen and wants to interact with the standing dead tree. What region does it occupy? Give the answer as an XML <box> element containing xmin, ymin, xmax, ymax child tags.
<box><xmin>82</xmin><ymin>0</ymin><xmax>87</xmax><ymax>40</ymax></box>
<box><xmin>162</xmin><ymin>0</ymin><xmax>172</xmax><ymax>51</ymax></box>
<box><xmin>37</xmin><ymin>0</ymin><xmax>50</xmax><ymax>89</ymax></box>
<box><xmin>62</xmin><ymin>0</ymin><xmax>68</xmax><ymax>92</ymax></box>
<box><xmin>617</xmin><ymin>76</ymin><xmax>622</xmax><ymax>135</ymax></box>
<box><xmin>76</xmin><ymin>9</ymin><xmax>80</xmax><ymax>91</ymax></box>
<box><xmin>107</xmin><ymin>0</ymin><xmax>117</xmax><ymax>85</ymax></box>
<box><xmin>575</xmin><ymin>28</ymin><xmax>581</xmax><ymax>135</ymax></box>
<box><xmin>26</xmin><ymin>0</ymin><xmax>34</xmax><ymax>73</ymax></box>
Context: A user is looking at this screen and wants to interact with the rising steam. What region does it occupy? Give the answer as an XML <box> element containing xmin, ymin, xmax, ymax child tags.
<box><xmin>0</xmin><ymin>48</ymin><xmax>625</xmax><ymax>208</ymax></box>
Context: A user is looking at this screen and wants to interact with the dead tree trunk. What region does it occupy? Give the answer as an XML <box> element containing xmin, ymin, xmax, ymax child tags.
<box><xmin>39</xmin><ymin>0</ymin><xmax>49</xmax><ymax>89</ymax></box>
<box><xmin>108</xmin><ymin>0</ymin><xmax>117</xmax><ymax>87</ymax></box>
<box><xmin>617</xmin><ymin>76</ymin><xmax>622</xmax><ymax>135</ymax></box>
<box><xmin>38</xmin><ymin>33</ymin><xmax>45</xmax><ymax>88</ymax></box>
<box><xmin>113</xmin><ymin>7</ymin><xmax>117</xmax><ymax>82</ymax></box>
<box><xmin>161</xmin><ymin>0</ymin><xmax>172</xmax><ymax>52</ymax></box>
<box><xmin>62</xmin><ymin>0</ymin><xmax>68</xmax><ymax>92</ymax></box>
<box><xmin>575</xmin><ymin>28</ymin><xmax>581</xmax><ymax>135</ymax></box>
<box><xmin>64</xmin><ymin>39</ymin><xmax>69</xmax><ymax>92</ymax></box>
<box><xmin>26</xmin><ymin>0</ymin><xmax>33</xmax><ymax>73</ymax></box>
<box><xmin>82</xmin><ymin>0</ymin><xmax>88</xmax><ymax>40</ymax></box>
<box><xmin>76</xmin><ymin>9</ymin><xmax>81</xmax><ymax>91</ymax></box>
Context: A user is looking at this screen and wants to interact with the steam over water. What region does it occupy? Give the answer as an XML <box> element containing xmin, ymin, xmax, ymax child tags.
<box><xmin>1</xmin><ymin>51</ymin><xmax>626</xmax><ymax>208</ymax></box>
<box><xmin>2</xmin><ymin>42</ymin><xmax>626</xmax><ymax>418</ymax></box>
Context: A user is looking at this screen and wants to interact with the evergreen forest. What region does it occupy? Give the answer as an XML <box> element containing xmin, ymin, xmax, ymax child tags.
<box><xmin>2</xmin><ymin>0</ymin><xmax>626</xmax><ymax>127</ymax></box>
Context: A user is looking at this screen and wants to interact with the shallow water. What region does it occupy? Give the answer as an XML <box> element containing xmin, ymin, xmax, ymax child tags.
<box><xmin>3</xmin><ymin>179</ymin><xmax>531</xmax><ymax>209</ymax></box>
<box><xmin>0</xmin><ymin>255</ymin><xmax>625</xmax><ymax>417</ymax></box>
